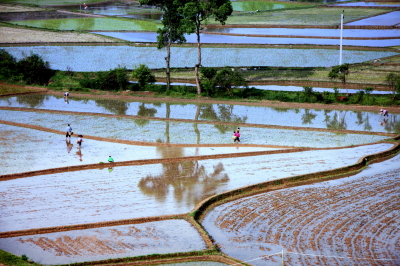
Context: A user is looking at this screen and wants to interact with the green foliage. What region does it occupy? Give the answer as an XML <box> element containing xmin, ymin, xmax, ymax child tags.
<box><xmin>0</xmin><ymin>50</ymin><xmax>54</xmax><ymax>85</ymax></box>
<box><xmin>0</xmin><ymin>249</ymin><xmax>37</xmax><ymax>266</ymax></box>
<box><xmin>178</xmin><ymin>0</ymin><xmax>233</xmax><ymax>94</ymax></box>
<box><xmin>17</xmin><ymin>53</ymin><xmax>55</xmax><ymax>85</ymax></box>
<box><xmin>328</xmin><ymin>63</ymin><xmax>350</xmax><ymax>89</ymax></box>
<box><xmin>132</xmin><ymin>64</ymin><xmax>156</xmax><ymax>90</ymax></box>
<box><xmin>0</xmin><ymin>49</ymin><xmax>20</xmax><ymax>81</ymax></box>
<box><xmin>79</xmin><ymin>67</ymin><xmax>128</xmax><ymax>91</ymax></box>
<box><xmin>200</xmin><ymin>67</ymin><xmax>248</xmax><ymax>96</ymax></box>
<box><xmin>385</xmin><ymin>72</ymin><xmax>400</xmax><ymax>101</ymax></box>
<box><xmin>302</xmin><ymin>86</ymin><xmax>314</xmax><ymax>102</ymax></box>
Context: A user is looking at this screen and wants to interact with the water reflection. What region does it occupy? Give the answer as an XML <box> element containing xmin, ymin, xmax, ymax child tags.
<box><xmin>302</xmin><ymin>109</ymin><xmax>317</xmax><ymax>125</ymax></box>
<box><xmin>199</xmin><ymin>105</ymin><xmax>248</xmax><ymax>134</ymax></box>
<box><xmin>15</xmin><ymin>94</ymin><xmax>48</xmax><ymax>108</ymax></box>
<box><xmin>138</xmin><ymin>159</ymin><xmax>229</xmax><ymax>205</ymax></box>
<box><xmin>1</xmin><ymin>95</ymin><xmax>399</xmax><ymax>134</ymax></box>
<box><xmin>94</xmin><ymin>98</ymin><xmax>129</xmax><ymax>115</ymax></box>
<box><xmin>379</xmin><ymin>115</ymin><xmax>399</xmax><ymax>132</ymax></box>
<box><xmin>325</xmin><ymin>110</ymin><xmax>348</xmax><ymax>130</ymax></box>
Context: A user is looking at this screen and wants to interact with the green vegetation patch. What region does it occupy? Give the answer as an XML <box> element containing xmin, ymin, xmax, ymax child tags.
<box><xmin>223</xmin><ymin>7</ymin><xmax>393</xmax><ymax>25</ymax></box>
<box><xmin>0</xmin><ymin>249</ymin><xmax>38</xmax><ymax>266</ymax></box>
<box><xmin>231</xmin><ymin>1</ymin><xmax>314</xmax><ymax>12</ymax></box>
<box><xmin>10</xmin><ymin>17</ymin><xmax>161</xmax><ymax>31</ymax></box>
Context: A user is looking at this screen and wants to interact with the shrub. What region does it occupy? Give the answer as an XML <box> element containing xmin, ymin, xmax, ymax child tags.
<box><xmin>200</xmin><ymin>67</ymin><xmax>248</xmax><ymax>97</ymax></box>
<box><xmin>132</xmin><ymin>64</ymin><xmax>156</xmax><ymax>90</ymax></box>
<box><xmin>79</xmin><ymin>67</ymin><xmax>128</xmax><ymax>91</ymax></box>
<box><xmin>0</xmin><ymin>49</ymin><xmax>20</xmax><ymax>81</ymax></box>
<box><xmin>17</xmin><ymin>53</ymin><xmax>55</xmax><ymax>85</ymax></box>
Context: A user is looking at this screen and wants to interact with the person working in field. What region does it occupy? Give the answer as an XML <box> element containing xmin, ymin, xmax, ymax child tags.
<box><xmin>380</xmin><ymin>109</ymin><xmax>389</xmax><ymax>117</ymax></box>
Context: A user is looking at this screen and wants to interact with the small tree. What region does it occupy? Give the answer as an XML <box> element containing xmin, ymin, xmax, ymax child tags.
<box><xmin>132</xmin><ymin>64</ymin><xmax>156</xmax><ymax>90</ymax></box>
<box><xmin>328</xmin><ymin>63</ymin><xmax>350</xmax><ymax>95</ymax></box>
<box><xmin>364</xmin><ymin>87</ymin><xmax>373</xmax><ymax>105</ymax></box>
<box><xmin>79</xmin><ymin>67</ymin><xmax>128</xmax><ymax>91</ymax></box>
<box><xmin>0</xmin><ymin>49</ymin><xmax>20</xmax><ymax>80</ymax></box>
<box><xmin>200</xmin><ymin>67</ymin><xmax>247</xmax><ymax>96</ymax></box>
<box><xmin>385</xmin><ymin>72</ymin><xmax>400</xmax><ymax>101</ymax></box>
<box><xmin>303</xmin><ymin>86</ymin><xmax>314</xmax><ymax>102</ymax></box>
<box><xmin>17</xmin><ymin>53</ymin><xmax>55</xmax><ymax>85</ymax></box>
<box><xmin>97</xmin><ymin>67</ymin><xmax>128</xmax><ymax>91</ymax></box>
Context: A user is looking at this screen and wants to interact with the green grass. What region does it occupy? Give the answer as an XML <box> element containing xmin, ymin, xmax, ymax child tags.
<box><xmin>10</xmin><ymin>17</ymin><xmax>161</xmax><ymax>31</ymax></box>
<box><xmin>223</xmin><ymin>7</ymin><xmax>393</xmax><ymax>25</ymax></box>
<box><xmin>0</xmin><ymin>250</ymin><xmax>40</xmax><ymax>266</ymax></box>
<box><xmin>0</xmin><ymin>83</ymin><xmax>45</xmax><ymax>96</ymax></box>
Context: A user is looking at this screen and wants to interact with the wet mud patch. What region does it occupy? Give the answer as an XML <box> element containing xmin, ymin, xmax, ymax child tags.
<box><xmin>201</xmin><ymin>154</ymin><xmax>400</xmax><ymax>266</ymax></box>
<box><xmin>0</xmin><ymin>220</ymin><xmax>207</xmax><ymax>265</ymax></box>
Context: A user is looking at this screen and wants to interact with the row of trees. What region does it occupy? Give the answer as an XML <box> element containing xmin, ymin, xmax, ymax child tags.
<box><xmin>328</xmin><ymin>63</ymin><xmax>400</xmax><ymax>101</ymax></box>
<box><xmin>138</xmin><ymin>0</ymin><xmax>233</xmax><ymax>94</ymax></box>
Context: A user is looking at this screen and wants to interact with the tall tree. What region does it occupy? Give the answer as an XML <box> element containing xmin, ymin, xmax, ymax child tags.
<box><xmin>179</xmin><ymin>0</ymin><xmax>233</xmax><ymax>95</ymax></box>
<box><xmin>328</xmin><ymin>63</ymin><xmax>350</xmax><ymax>95</ymax></box>
<box><xmin>139</xmin><ymin>0</ymin><xmax>187</xmax><ymax>91</ymax></box>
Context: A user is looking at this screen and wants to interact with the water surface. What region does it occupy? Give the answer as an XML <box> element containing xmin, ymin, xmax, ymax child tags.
<box><xmin>205</xmin><ymin>28</ymin><xmax>400</xmax><ymax>38</ymax></box>
<box><xmin>0</xmin><ymin>221</ymin><xmax>206</xmax><ymax>265</ymax></box>
<box><xmin>0</xmin><ymin>143</ymin><xmax>392</xmax><ymax>232</ymax></box>
<box><xmin>346</xmin><ymin>11</ymin><xmax>400</xmax><ymax>26</ymax></box>
<box><xmin>0</xmin><ymin>95</ymin><xmax>398</xmax><ymax>134</ymax></box>
<box><xmin>94</xmin><ymin>31</ymin><xmax>400</xmax><ymax>47</ymax></box>
<box><xmin>3</xmin><ymin>46</ymin><xmax>397</xmax><ymax>71</ymax></box>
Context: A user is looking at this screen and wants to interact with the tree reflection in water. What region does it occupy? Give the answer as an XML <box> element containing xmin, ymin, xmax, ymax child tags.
<box><xmin>354</xmin><ymin>111</ymin><xmax>372</xmax><ymax>131</ymax></box>
<box><xmin>301</xmin><ymin>109</ymin><xmax>317</xmax><ymax>125</ymax></box>
<box><xmin>138</xmin><ymin>158</ymin><xmax>229</xmax><ymax>205</ymax></box>
<box><xmin>199</xmin><ymin>104</ymin><xmax>247</xmax><ymax>134</ymax></box>
<box><xmin>94</xmin><ymin>98</ymin><xmax>129</xmax><ymax>115</ymax></box>
<box><xmin>325</xmin><ymin>110</ymin><xmax>348</xmax><ymax>130</ymax></box>
<box><xmin>16</xmin><ymin>94</ymin><xmax>48</xmax><ymax>108</ymax></box>
<box><xmin>135</xmin><ymin>103</ymin><xmax>157</xmax><ymax>126</ymax></box>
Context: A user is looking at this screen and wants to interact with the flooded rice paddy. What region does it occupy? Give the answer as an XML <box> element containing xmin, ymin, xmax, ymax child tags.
<box><xmin>0</xmin><ymin>142</ymin><xmax>393</xmax><ymax>232</ymax></box>
<box><xmin>0</xmin><ymin>221</ymin><xmax>207</xmax><ymax>265</ymax></box>
<box><xmin>334</xmin><ymin>1</ymin><xmax>400</xmax><ymax>7</ymax></box>
<box><xmin>2</xmin><ymin>46</ymin><xmax>397</xmax><ymax>71</ymax></box>
<box><xmin>0</xmin><ymin>109</ymin><xmax>390</xmax><ymax>147</ymax></box>
<box><xmin>0</xmin><ymin>123</ymin><xmax>276</xmax><ymax>175</ymax></box>
<box><xmin>0</xmin><ymin>90</ymin><xmax>398</xmax><ymax>264</ymax></box>
<box><xmin>93</xmin><ymin>31</ymin><xmax>400</xmax><ymax>47</ymax></box>
<box><xmin>204</xmin><ymin>28</ymin><xmax>400</xmax><ymax>38</ymax></box>
<box><xmin>346</xmin><ymin>10</ymin><xmax>400</xmax><ymax>26</ymax></box>
<box><xmin>201</xmin><ymin>153</ymin><xmax>400</xmax><ymax>266</ymax></box>
<box><xmin>0</xmin><ymin>94</ymin><xmax>398</xmax><ymax>134</ymax></box>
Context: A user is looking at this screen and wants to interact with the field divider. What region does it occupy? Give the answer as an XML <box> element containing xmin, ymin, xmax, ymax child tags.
<box><xmin>0</xmin><ymin>107</ymin><xmax>395</xmax><ymax>137</ymax></box>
